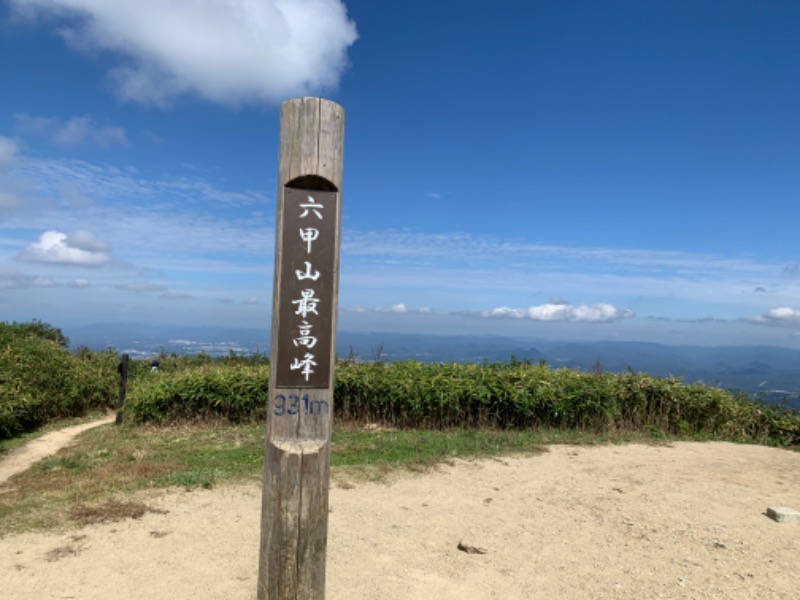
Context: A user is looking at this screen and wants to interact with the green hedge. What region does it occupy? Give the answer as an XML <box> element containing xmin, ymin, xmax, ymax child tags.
<box><xmin>335</xmin><ymin>362</ymin><xmax>799</xmax><ymax>445</ymax></box>
<box><xmin>125</xmin><ymin>360</ymin><xmax>800</xmax><ymax>447</ymax></box>
<box><xmin>126</xmin><ymin>364</ymin><xmax>270</xmax><ymax>423</ymax></box>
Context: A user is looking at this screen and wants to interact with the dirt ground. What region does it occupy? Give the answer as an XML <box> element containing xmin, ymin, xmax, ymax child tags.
<box><xmin>1</xmin><ymin>440</ymin><xmax>799</xmax><ymax>599</ymax></box>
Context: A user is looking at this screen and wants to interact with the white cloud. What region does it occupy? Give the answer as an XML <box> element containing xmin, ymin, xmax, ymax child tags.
<box><xmin>378</xmin><ymin>303</ymin><xmax>408</xmax><ymax>314</ymax></box>
<box><xmin>477</xmin><ymin>302</ymin><xmax>634</xmax><ymax>323</ymax></box>
<box><xmin>161</xmin><ymin>291</ymin><xmax>192</xmax><ymax>299</ymax></box>
<box><xmin>17</xmin><ymin>230</ymin><xmax>112</xmax><ymax>266</ymax></box>
<box><xmin>748</xmin><ymin>307</ymin><xmax>800</xmax><ymax>327</ymax></box>
<box><xmin>67</xmin><ymin>278</ymin><xmax>91</xmax><ymax>288</ymax></box>
<box><xmin>11</xmin><ymin>0</ymin><xmax>358</xmax><ymax>106</ymax></box>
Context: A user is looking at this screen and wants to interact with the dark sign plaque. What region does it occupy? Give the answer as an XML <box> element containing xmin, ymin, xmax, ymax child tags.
<box><xmin>274</xmin><ymin>187</ymin><xmax>338</xmax><ymax>388</ymax></box>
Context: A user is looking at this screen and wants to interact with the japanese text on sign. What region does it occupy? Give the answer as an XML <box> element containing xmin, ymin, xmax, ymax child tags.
<box><xmin>275</xmin><ymin>188</ymin><xmax>338</xmax><ymax>388</ymax></box>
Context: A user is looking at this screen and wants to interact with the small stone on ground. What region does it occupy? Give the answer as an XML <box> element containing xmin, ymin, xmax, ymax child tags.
<box><xmin>766</xmin><ymin>506</ymin><xmax>800</xmax><ymax>523</ymax></box>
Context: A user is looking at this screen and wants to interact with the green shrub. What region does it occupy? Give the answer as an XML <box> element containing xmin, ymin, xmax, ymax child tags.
<box><xmin>123</xmin><ymin>358</ymin><xmax>799</xmax><ymax>447</ymax></box>
<box><xmin>0</xmin><ymin>322</ymin><xmax>117</xmax><ymax>438</ymax></box>
<box><xmin>334</xmin><ymin>361</ymin><xmax>799</xmax><ymax>447</ymax></box>
<box><xmin>126</xmin><ymin>364</ymin><xmax>269</xmax><ymax>423</ymax></box>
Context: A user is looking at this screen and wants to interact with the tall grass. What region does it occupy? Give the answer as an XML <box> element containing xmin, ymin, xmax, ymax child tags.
<box><xmin>127</xmin><ymin>359</ymin><xmax>800</xmax><ymax>448</ymax></box>
<box><xmin>334</xmin><ymin>361</ymin><xmax>798</xmax><ymax>446</ymax></box>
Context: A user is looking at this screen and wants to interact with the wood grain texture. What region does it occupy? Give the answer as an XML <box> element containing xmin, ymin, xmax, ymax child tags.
<box><xmin>258</xmin><ymin>97</ymin><xmax>344</xmax><ymax>600</ymax></box>
<box><xmin>278</xmin><ymin>97</ymin><xmax>344</xmax><ymax>189</ymax></box>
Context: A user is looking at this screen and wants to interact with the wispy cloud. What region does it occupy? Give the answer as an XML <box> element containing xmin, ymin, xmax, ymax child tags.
<box><xmin>343</xmin><ymin>229</ymin><xmax>776</xmax><ymax>276</ymax></box>
<box><xmin>2</xmin><ymin>134</ymin><xmax>797</xmax><ymax>333</ymax></box>
<box><xmin>341</xmin><ymin>228</ymin><xmax>797</xmax><ymax>312</ymax></box>
<box><xmin>14</xmin><ymin>113</ymin><xmax>129</xmax><ymax>147</ymax></box>
<box><xmin>0</xmin><ymin>137</ymin><xmax>26</xmax><ymax>214</ymax></box>
<box><xmin>115</xmin><ymin>281</ymin><xmax>167</xmax><ymax>293</ymax></box>
<box><xmin>31</xmin><ymin>276</ymin><xmax>59</xmax><ymax>287</ymax></box>
<box><xmin>15</xmin><ymin>155</ymin><xmax>268</xmax><ymax>213</ymax></box>
<box><xmin>649</xmin><ymin>316</ymin><xmax>730</xmax><ymax>324</ymax></box>
<box><xmin>11</xmin><ymin>113</ymin><xmax>54</xmax><ymax>136</ymax></box>
<box><xmin>161</xmin><ymin>291</ymin><xmax>192</xmax><ymax>300</ymax></box>
<box><xmin>54</xmin><ymin>116</ymin><xmax>128</xmax><ymax>147</ymax></box>
<box><xmin>0</xmin><ymin>136</ymin><xmax>20</xmax><ymax>170</ymax></box>
<box><xmin>343</xmin><ymin>303</ymin><xmax>434</xmax><ymax>315</ymax></box>
<box><xmin>1</xmin><ymin>150</ymin><xmax>271</xmax><ymax>271</ymax></box>
<box><xmin>783</xmin><ymin>261</ymin><xmax>800</xmax><ymax>277</ymax></box>
<box><xmin>0</xmin><ymin>266</ymin><xmax>47</xmax><ymax>289</ymax></box>
<box><xmin>10</xmin><ymin>0</ymin><xmax>358</xmax><ymax>107</ymax></box>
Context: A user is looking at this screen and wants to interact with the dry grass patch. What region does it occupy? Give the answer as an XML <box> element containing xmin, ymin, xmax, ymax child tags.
<box><xmin>69</xmin><ymin>500</ymin><xmax>167</xmax><ymax>526</ymax></box>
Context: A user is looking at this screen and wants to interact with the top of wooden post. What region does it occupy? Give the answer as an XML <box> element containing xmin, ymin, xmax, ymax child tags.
<box><xmin>278</xmin><ymin>97</ymin><xmax>344</xmax><ymax>191</ymax></box>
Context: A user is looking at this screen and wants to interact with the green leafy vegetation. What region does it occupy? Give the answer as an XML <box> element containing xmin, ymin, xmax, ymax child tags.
<box><xmin>0</xmin><ymin>321</ymin><xmax>118</xmax><ymax>438</ymax></box>
<box><xmin>128</xmin><ymin>363</ymin><xmax>269</xmax><ymax>423</ymax></box>
<box><xmin>124</xmin><ymin>358</ymin><xmax>799</xmax><ymax>446</ymax></box>
<box><xmin>333</xmin><ymin>361</ymin><xmax>799</xmax><ymax>446</ymax></box>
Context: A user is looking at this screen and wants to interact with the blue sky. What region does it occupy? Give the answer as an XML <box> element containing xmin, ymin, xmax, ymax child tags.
<box><xmin>2</xmin><ymin>0</ymin><xmax>800</xmax><ymax>347</ymax></box>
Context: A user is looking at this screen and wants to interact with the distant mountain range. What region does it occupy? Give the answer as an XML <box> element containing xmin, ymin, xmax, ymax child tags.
<box><xmin>65</xmin><ymin>323</ymin><xmax>800</xmax><ymax>411</ymax></box>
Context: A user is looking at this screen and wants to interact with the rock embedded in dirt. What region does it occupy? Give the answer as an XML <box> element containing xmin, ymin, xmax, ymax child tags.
<box><xmin>766</xmin><ymin>506</ymin><xmax>800</xmax><ymax>523</ymax></box>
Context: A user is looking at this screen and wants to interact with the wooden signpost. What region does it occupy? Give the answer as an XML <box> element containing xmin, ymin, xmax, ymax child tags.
<box><xmin>257</xmin><ymin>97</ymin><xmax>344</xmax><ymax>600</ymax></box>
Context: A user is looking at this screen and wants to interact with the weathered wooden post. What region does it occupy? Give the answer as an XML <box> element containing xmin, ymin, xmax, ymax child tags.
<box><xmin>115</xmin><ymin>353</ymin><xmax>129</xmax><ymax>426</ymax></box>
<box><xmin>257</xmin><ymin>97</ymin><xmax>344</xmax><ymax>600</ymax></box>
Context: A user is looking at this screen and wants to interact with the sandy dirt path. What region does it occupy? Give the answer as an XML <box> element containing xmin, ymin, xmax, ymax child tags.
<box><xmin>0</xmin><ymin>415</ymin><xmax>116</xmax><ymax>485</ymax></box>
<box><xmin>1</xmin><ymin>441</ymin><xmax>798</xmax><ymax>599</ymax></box>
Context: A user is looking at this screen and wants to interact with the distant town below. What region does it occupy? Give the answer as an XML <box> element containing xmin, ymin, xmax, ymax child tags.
<box><xmin>65</xmin><ymin>322</ymin><xmax>800</xmax><ymax>412</ymax></box>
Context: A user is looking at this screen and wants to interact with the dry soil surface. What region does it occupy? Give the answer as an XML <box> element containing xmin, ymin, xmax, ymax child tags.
<box><xmin>1</xmin><ymin>441</ymin><xmax>799</xmax><ymax>599</ymax></box>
